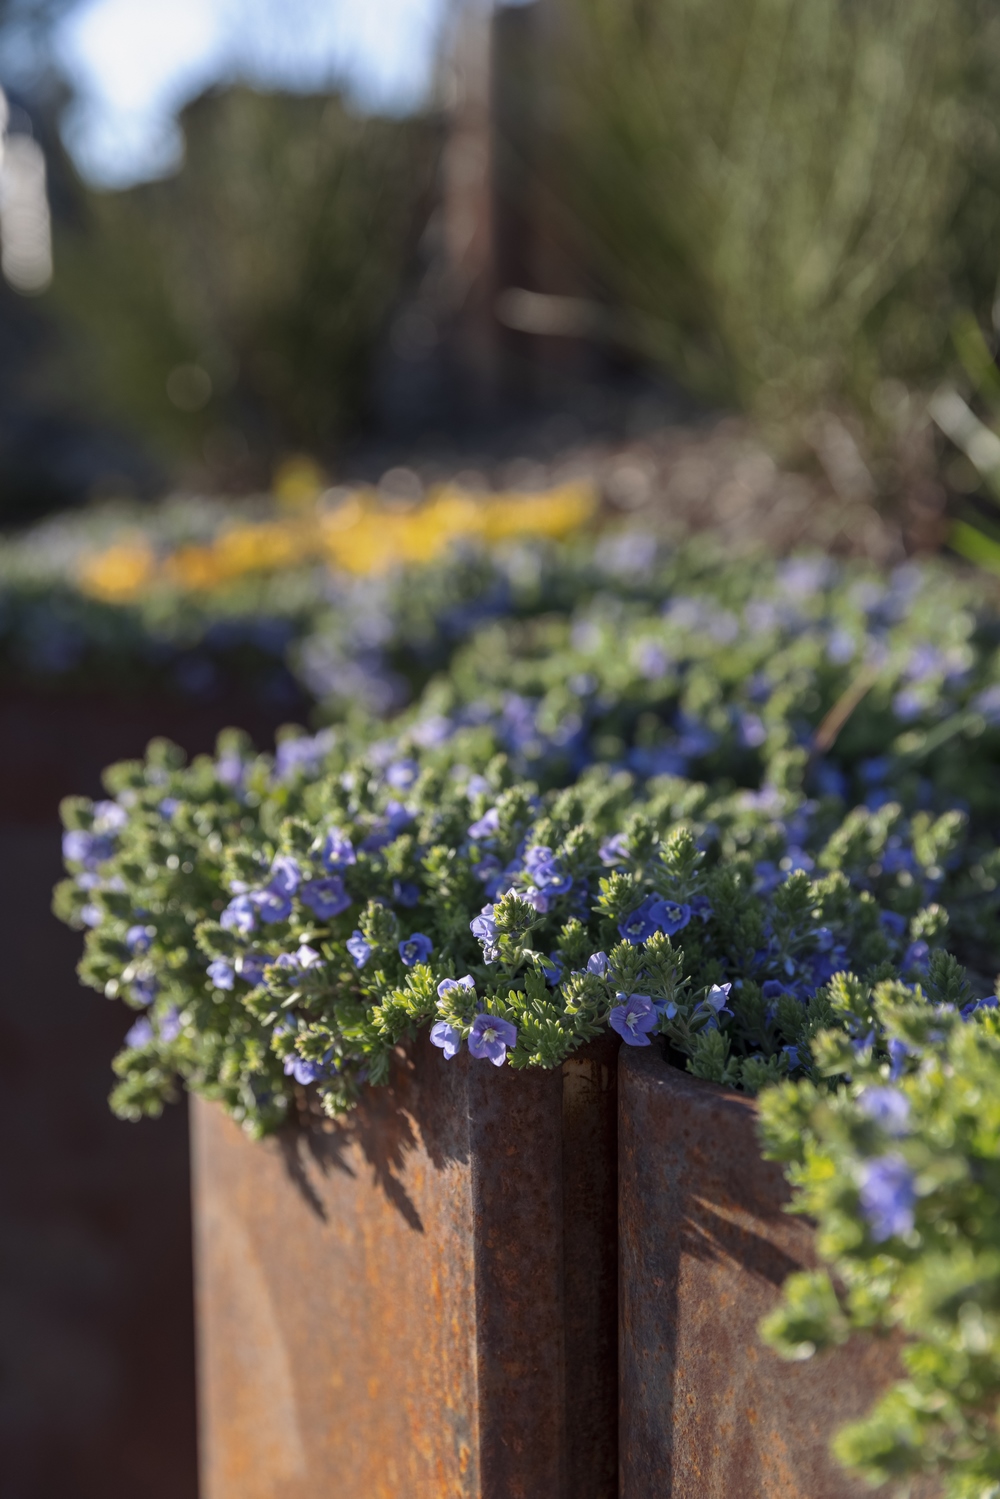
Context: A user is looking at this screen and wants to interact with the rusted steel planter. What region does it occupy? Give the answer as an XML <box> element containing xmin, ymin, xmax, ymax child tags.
<box><xmin>191</xmin><ymin>1031</ymin><xmax>619</xmax><ymax>1499</ymax></box>
<box><xmin>618</xmin><ymin>1045</ymin><xmax>930</xmax><ymax>1499</ymax></box>
<box><xmin>0</xmin><ymin>687</ymin><xmax>305</xmax><ymax>1498</ymax></box>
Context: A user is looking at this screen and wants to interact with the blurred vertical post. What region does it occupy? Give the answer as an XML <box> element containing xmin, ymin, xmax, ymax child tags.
<box><xmin>438</xmin><ymin>0</ymin><xmax>601</xmax><ymax>415</ymax></box>
<box><xmin>0</xmin><ymin>89</ymin><xmax>54</xmax><ymax>296</ymax></box>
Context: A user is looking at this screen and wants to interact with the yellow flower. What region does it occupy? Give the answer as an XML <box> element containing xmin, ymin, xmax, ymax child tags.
<box><xmin>77</xmin><ymin>539</ymin><xmax>157</xmax><ymax>602</ymax></box>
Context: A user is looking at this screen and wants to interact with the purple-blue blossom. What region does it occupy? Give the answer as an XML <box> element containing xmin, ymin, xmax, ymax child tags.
<box><xmin>207</xmin><ymin>959</ymin><xmax>235</xmax><ymax>990</ymax></box>
<box><xmin>859</xmin><ymin>1154</ymin><xmax>915</xmax><ymax>1241</ymax></box>
<box><xmin>587</xmin><ymin>951</ymin><xmax>610</xmax><ymax>976</ymax></box>
<box><xmin>858</xmin><ymin>1087</ymin><xmax>910</xmax><ymax>1135</ymax></box>
<box><xmin>399</xmin><ymin>932</ymin><xmax>434</xmax><ymax>967</ymax></box>
<box><xmin>126</xmin><ymin>924</ymin><xmax>154</xmax><ymax>954</ymax></box>
<box><xmin>468</xmin><ymin>1013</ymin><xmax>518</xmax><ymax>1066</ymax></box>
<box><xmin>130</xmin><ymin>974</ymin><xmax>158</xmax><ymax>1007</ymax></box>
<box><xmin>392</xmin><ymin>880</ymin><xmax>420</xmax><ymax>908</ymax></box>
<box><xmin>437</xmin><ymin>974</ymin><xmax>476</xmax><ymax>997</ymax></box>
<box><xmin>599</xmin><ymin>834</ymin><xmax>630</xmax><ymax>867</ymax></box>
<box><xmin>346</xmin><ymin>930</ymin><xmax>372</xmax><ymax>968</ymax></box>
<box><xmin>322</xmin><ymin>829</ymin><xmax>356</xmax><ymax>870</ymax></box>
<box><xmin>220</xmin><ymin>894</ymin><xmax>256</xmax><ymax>936</ymax></box>
<box><xmin>159</xmin><ymin>1007</ymin><xmax>182</xmax><ymax>1043</ymax></box>
<box><xmin>236</xmin><ymin>952</ymin><xmax>270</xmax><ymax>986</ymax></box>
<box><xmin>430</xmin><ymin>1021</ymin><xmax>462</xmax><ymax>1059</ymax></box>
<box><xmin>269</xmin><ymin>856</ymin><xmax>302</xmax><ymax>896</ymax></box>
<box><xmin>62</xmin><ymin>828</ymin><xmax>116</xmax><ymax>869</ymax></box>
<box><xmin>609</xmin><ymin>994</ymin><xmax>658</xmax><ymax>1046</ymax></box>
<box><xmin>299</xmin><ymin>876</ymin><xmax>352</xmax><ymax>919</ymax></box>
<box><xmin>252</xmin><ymin>886</ymin><xmax>293</xmax><ymax>924</ymax></box>
<box><xmin>468</xmin><ymin>807</ymin><xmax>501</xmax><ymax>841</ymax></box>
<box><xmin>125</xmin><ymin>1016</ymin><xmax>154</xmax><ymax>1049</ymax></box>
<box><xmin>385</xmin><ymin>759</ymin><xmax>419</xmax><ymax>789</ymax></box>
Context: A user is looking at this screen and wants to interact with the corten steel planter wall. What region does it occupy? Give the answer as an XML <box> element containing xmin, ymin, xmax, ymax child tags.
<box><xmin>619</xmin><ymin>1045</ymin><xmax>938</xmax><ymax>1499</ymax></box>
<box><xmin>191</xmin><ymin>1030</ymin><xmax>620</xmax><ymax>1499</ymax></box>
<box><xmin>0</xmin><ymin>685</ymin><xmax>305</xmax><ymax>1499</ymax></box>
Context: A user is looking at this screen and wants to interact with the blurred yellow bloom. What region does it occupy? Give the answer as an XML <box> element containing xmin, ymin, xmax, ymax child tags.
<box><xmin>76</xmin><ymin>480</ymin><xmax>598</xmax><ymax>599</ymax></box>
<box><xmin>77</xmin><ymin>539</ymin><xmax>157</xmax><ymax>603</ymax></box>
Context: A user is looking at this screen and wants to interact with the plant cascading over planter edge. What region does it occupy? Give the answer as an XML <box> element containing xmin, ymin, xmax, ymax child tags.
<box><xmin>56</xmin><ymin>540</ymin><xmax>1000</xmax><ymax>1498</ymax></box>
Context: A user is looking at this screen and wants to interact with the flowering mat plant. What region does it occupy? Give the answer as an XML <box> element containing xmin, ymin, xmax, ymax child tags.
<box><xmin>55</xmin><ymin>540</ymin><xmax>1000</xmax><ymax>1499</ymax></box>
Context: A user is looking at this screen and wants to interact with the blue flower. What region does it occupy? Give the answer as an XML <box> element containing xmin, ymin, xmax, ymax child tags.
<box><xmin>158</xmin><ymin>797</ymin><xmax>180</xmax><ymax>820</ymax></box>
<box><xmin>386</xmin><ymin>759</ymin><xmax>419</xmax><ymax>789</ymax></box>
<box><xmin>903</xmin><ymin>940</ymin><xmax>930</xmax><ymax>974</ymax></box>
<box><xmin>962</xmin><ymin>995</ymin><xmax>1000</xmax><ymax>1020</ymax></box>
<box><xmin>880</xmin><ymin>910</ymin><xmax>908</xmax><ymax>939</ymax></box>
<box><xmin>541</xmin><ymin>953</ymin><xmax>563</xmax><ymax>986</ymax></box>
<box><xmin>858</xmin><ymin>1087</ymin><xmax>910</xmax><ymax>1135</ymax></box>
<box><xmin>236</xmin><ymin>952</ymin><xmax>270</xmax><ymax>987</ymax></box>
<box><xmin>346</xmin><ymin>930</ymin><xmax>372</xmax><ymax>969</ymax></box>
<box><xmin>598</xmin><ymin>834</ymin><xmax>630</xmax><ymax>867</ymax></box>
<box><xmin>468</xmin><ymin>807</ymin><xmax>500</xmax><ymax>841</ymax></box>
<box><xmin>468</xmin><ymin>1013</ymin><xmax>518</xmax><ymax>1066</ymax></box>
<box><xmin>207</xmin><ymin>959</ymin><xmax>235</xmax><ymax>991</ymax></box>
<box><xmin>437</xmin><ymin>974</ymin><xmax>475</xmax><ymax>998</ymax></box>
<box><xmin>618</xmin><ymin>894</ymin><xmax>691</xmax><ymax>945</ymax></box>
<box><xmin>220</xmin><ymin>894</ymin><xmax>256</xmax><ymax>936</ymax></box>
<box><xmin>125</xmin><ymin>1017</ymin><xmax>154</xmax><ymax>1049</ymax></box>
<box><xmin>648</xmin><ymin>899</ymin><xmax>692</xmax><ymax>937</ymax></box>
<box><xmin>299</xmin><ymin>876</ymin><xmax>352</xmax><ymax>919</ymax></box>
<box><xmin>62</xmin><ymin>828</ymin><xmax>116</xmax><ymax>869</ymax></box>
<box><xmin>126</xmin><ymin>924</ymin><xmax>154</xmax><ymax>954</ymax></box>
<box><xmin>360</xmin><ymin>800</ymin><xmax>414</xmax><ymax>852</ymax></box>
<box><xmin>888</xmin><ymin>1037</ymin><xmax>910</xmax><ymax>1080</ymax></box>
<box><xmin>609</xmin><ymin>994</ymin><xmax>658</xmax><ymax>1046</ymax></box>
<box><xmin>523</xmin><ymin>846</ymin><xmax>573</xmax><ymax>895</ymax></box>
<box><xmin>618</xmin><ymin>899</ymin><xmax>660</xmax><ymax>945</ymax></box>
<box><xmin>274</xmin><ymin>730</ymin><xmax>335</xmax><ymax>781</ymax></box>
<box><xmin>972</xmin><ymin>684</ymin><xmax>1000</xmax><ymax>727</ymax></box>
<box><xmin>159</xmin><ymin>1007</ymin><xmax>182</xmax><ymax>1043</ymax></box>
<box><xmin>296</xmin><ymin>943</ymin><xmax>322</xmax><ymax>968</ymax></box>
<box><xmin>430</xmin><ymin>1021</ymin><xmax>462</xmax><ymax>1059</ymax></box>
<box><xmin>782</xmin><ymin>1045</ymin><xmax>801</xmax><ymax>1070</ymax></box>
<box><xmin>859</xmin><ymin>1154</ymin><xmax>915</xmax><ymax>1241</ymax></box>
<box><xmin>269</xmin><ymin>855</ymin><xmax>302</xmax><ymax>896</ymax></box>
<box><xmin>130</xmin><ymin>974</ymin><xmax>158</xmax><ymax>1007</ymax></box>
<box><xmin>322</xmin><ymin>828</ymin><xmax>356</xmax><ymax>870</ymax></box>
<box><xmin>252</xmin><ymin>886</ymin><xmax>293</xmax><ymax>924</ymax></box>
<box><xmin>470</xmin><ymin>906</ymin><xmax>499</xmax><ymax>960</ymax></box>
<box><xmin>283</xmin><ymin>1053</ymin><xmax>334</xmax><ymax>1085</ymax></box>
<box><xmin>392</xmin><ymin>879</ymin><xmax>420</xmax><ymax>908</ymax></box>
<box><xmin>695</xmin><ymin>977</ymin><xmax>734</xmax><ymax>1025</ymax></box>
<box><xmin>399</xmin><ymin>932</ymin><xmax>433</xmax><ymax>966</ymax></box>
<box><xmin>587</xmin><ymin>951</ymin><xmax>610</xmax><ymax>976</ymax></box>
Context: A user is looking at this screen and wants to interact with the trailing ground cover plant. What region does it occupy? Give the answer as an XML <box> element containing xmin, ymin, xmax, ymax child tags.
<box><xmin>392</xmin><ymin>546</ymin><xmax>1000</xmax><ymax>833</ymax></box>
<box><xmin>760</xmin><ymin>989</ymin><xmax>1000</xmax><ymax>1497</ymax></box>
<box><xmin>55</xmin><ymin>717</ymin><xmax>996</xmax><ymax>1137</ymax></box>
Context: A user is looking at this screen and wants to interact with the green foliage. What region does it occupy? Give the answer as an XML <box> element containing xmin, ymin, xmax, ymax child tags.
<box><xmin>551</xmin><ymin>0</ymin><xmax>1000</xmax><ymax>428</ymax></box>
<box><xmin>760</xmin><ymin>998</ymin><xmax>1000</xmax><ymax>1495</ymax></box>
<box><xmin>56</xmin><ymin>720</ymin><xmax>993</xmax><ymax>1138</ymax></box>
<box><xmin>53</xmin><ymin>87</ymin><xmax>439</xmax><ymax>464</ymax></box>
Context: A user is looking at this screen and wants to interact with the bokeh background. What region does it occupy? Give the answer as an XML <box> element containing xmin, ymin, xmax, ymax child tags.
<box><xmin>8</xmin><ymin>1</ymin><xmax>1000</xmax><ymax>1495</ymax></box>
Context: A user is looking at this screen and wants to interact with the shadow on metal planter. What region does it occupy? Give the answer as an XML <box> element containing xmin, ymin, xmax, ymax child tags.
<box><xmin>0</xmin><ymin>685</ymin><xmax>306</xmax><ymax>1499</ymax></box>
<box><xmin>618</xmin><ymin>1043</ymin><xmax>940</xmax><ymax>1499</ymax></box>
<box><xmin>192</xmin><ymin>1030</ymin><xmax>620</xmax><ymax>1499</ymax></box>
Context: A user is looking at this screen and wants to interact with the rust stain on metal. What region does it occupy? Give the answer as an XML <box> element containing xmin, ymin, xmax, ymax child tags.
<box><xmin>192</xmin><ymin>1031</ymin><xmax>619</xmax><ymax>1498</ymax></box>
<box><xmin>618</xmin><ymin>1044</ymin><xmax>939</xmax><ymax>1499</ymax></box>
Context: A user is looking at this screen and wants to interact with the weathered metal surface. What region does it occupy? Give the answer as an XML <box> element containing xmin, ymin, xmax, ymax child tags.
<box><xmin>0</xmin><ymin>689</ymin><xmax>303</xmax><ymax>1496</ymax></box>
<box><xmin>619</xmin><ymin>1044</ymin><xmax>937</xmax><ymax>1499</ymax></box>
<box><xmin>192</xmin><ymin>1030</ymin><xmax>619</xmax><ymax>1499</ymax></box>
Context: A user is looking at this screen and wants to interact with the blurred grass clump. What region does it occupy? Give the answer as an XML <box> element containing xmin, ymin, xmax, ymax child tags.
<box><xmin>549</xmin><ymin>0</ymin><xmax>1000</xmax><ymax>443</ymax></box>
<box><xmin>53</xmin><ymin>86</ymin><xmax>439</xmax><ymax>476</ymax></box>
